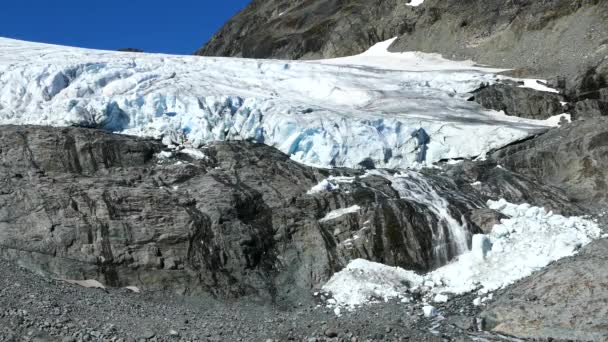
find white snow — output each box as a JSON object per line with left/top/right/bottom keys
{"left": 322, "top": 259, "right": 423, "bottom": 308}
{"left": 423, "top": 305, "right": 438, "bottom": 318}
{"left": 0, "top": 37, "right": 556, "bottom": 169}
{"left": 322, "top": 199, "right": 600, "bottom": 309}
{"left": 319, "top": 205, "right": 361, "bottom": 222}
{"left": 306, "top": 175, "right": 357, "bottom": 194}
{"left": 180, "top": 148, "right": 208, "bottom": 160}
{"left": 516, "top": 79, "right": 560, "bottom": 94}
{"left": 543, "top": 113, "right": 571, "bottom": 127}
{"left": 407, "top": 0, "right": 426, "bottom": 7}
{"left": 433, "top": 294, "right": 449, "bottom": 303}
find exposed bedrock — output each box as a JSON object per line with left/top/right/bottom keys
{"left": 470, "top": 82, "right": 566, "bottom": 120}
{"left": 481, "top": 239, "right": 608, "bottom": 341}
{"left": 491, "top": 117, "right": 608, "bottom": 210}
{"left": 0, "top": 125, "right": 580, "bottom": 302}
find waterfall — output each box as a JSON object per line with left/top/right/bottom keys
{"left": 370, "top": 170, "right": 471, "bottom": 267}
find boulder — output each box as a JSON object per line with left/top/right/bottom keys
{"left": 469, "top": 208, "right": 507, "bottom": 234}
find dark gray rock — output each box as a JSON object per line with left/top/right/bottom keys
{"left": 482, "top": 239, "right": 608, "bottom": 341}
{"left": 0, "top": 125, "right": 583, "bottom": 304}
{"left": 469, "top": 208, "right": 507, "bottom": 234}
{"left": 491, "top": 117, "right": 608, "bottom": 210}
{"left": 571, "top": 67, "right": 608, "bottom": 119}
{"left": 441, "top": 160, "right": 584, "bottom": 216}
{"left": 389, "top": 0, "right": 608, "bottom": 93}
{"left": 572, "top": 98, "right": 608, "bottom": 119}
{"left": 471, "top": 82, "right": 565, "bottom": 120}
{"left": 0, "top": 125, "right": 486, "bottom": 301}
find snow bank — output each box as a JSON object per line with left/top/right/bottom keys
{"left": 322, "top": 199, "right": 600, "bottom": 309}
{"left": 322, "top": 259, "right": 423, "bottom": 308}
{"left": 307, "top": 175, "right": 357, "bottom": 194}
{"left": 319, "top": 205, "right": 361, "bottom": 222}
{"left": 0, "top": 37, "right": 554, "bottom": 169}
{"left": 516, "top": 79, "right": 560, "bottom": 94}
{"left": 407, "top": 0, "right": 425, "bottom": 6}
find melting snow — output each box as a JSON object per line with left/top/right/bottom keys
{"left": 322, "top": 199, "right": 600, "bottom": 310}
{"left": 319, "top": 205, "right": 361, "bottom": 222}
{"left": 180, "top": 148, "right": 208, "bottom": 160}
{"left": 307, "top": 175, "right": 358, "bottom": 195}
{"left": 407, "top": 0, "right": 426, "bottom": 7}
{"left": 517, "top": 79, "right": 560, "bottom": 94}
{"left": 322, "top": 259, "right": 423, "bottom": 307}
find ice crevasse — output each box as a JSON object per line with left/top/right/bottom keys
{"left": 0, "top": 36, "right": 558, "bottom": 169}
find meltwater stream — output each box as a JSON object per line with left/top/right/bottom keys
{"left": 370, "top": 170, "right": 471, "bottom": 267}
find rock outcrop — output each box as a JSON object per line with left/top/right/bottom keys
{"left": 481, "top": 239, "right": 608, "bottom": 341}
{"left": 195, "top": 0, "right": 416, "bottom": 60}
{"left": 470, "top": 82, "right": 566, "bottom": 120}
{"left": 491, "top": 117, "right": 608, "bottom": 210}
{"left": 390, "top": 0, "right": 608, "bottom": 89}
{"left": 0, "top": 125, "right": 581, "bottom": 302}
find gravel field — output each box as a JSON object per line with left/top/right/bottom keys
{"left": 0, "top": 259, "right": 521, "bottom": 342}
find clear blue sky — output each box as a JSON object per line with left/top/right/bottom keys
{"left": 0, "top": 0, "right": 251, "bottom": 55}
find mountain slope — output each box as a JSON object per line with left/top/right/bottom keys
{"left": 198, "top": 0, "right": 608, "bottom": 94}
{"left": 195, "top": 0, "right": 418, "bottom": 60}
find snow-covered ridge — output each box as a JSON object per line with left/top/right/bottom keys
{"left": 0, "top": 37, "right": 553, "bottom": 169}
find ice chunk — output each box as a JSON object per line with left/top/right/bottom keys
{"left": 471, "top": 234, "right": 493, "bottom": 260}
{"left": 423, "top": 305, "right": 438, "bottom": 318}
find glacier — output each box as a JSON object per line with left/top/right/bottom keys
{"left": 0, "top": 37, "right": 557, "bottom": 169}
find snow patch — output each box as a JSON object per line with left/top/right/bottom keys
{"left": 543, "top": 113, "right": 571, "bottom": 127}
{"left": 180, "top": 148, "right": 208, "bottom": 160}
{"left": 319, "top": 205, "right": 361, "bottom": 222}
{"left": 307, "top": 175, "right": 357, "bottom": 195}
{"left": 322, "top": 259, "right": 423, "bottom": 308}
{"left": 516, "top": 79, "right": 560, "bottom": 94}
{"left": 407, "top": 0, "right": 425, "bottom": 7}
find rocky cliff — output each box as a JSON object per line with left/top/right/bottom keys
{"left": 0, "top": 125, "right": 579, "bottom": 303}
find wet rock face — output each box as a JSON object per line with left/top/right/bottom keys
{"left": 441, "top": 160, "right": 584, "bottom": 216}
{"left": 482, "top": 239, "right": 608, "bottom": 341}
{"left": 0, "top": 125, "right": 470, "bottom": 300}
{"left": 0, "top": 126, "right": 584, "bottom": 301}
{"left": 470, "top": 82, "right": 565, "bottom": 120}
{"left": 491, "top": 117, "right": 608, "bottom": 210}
